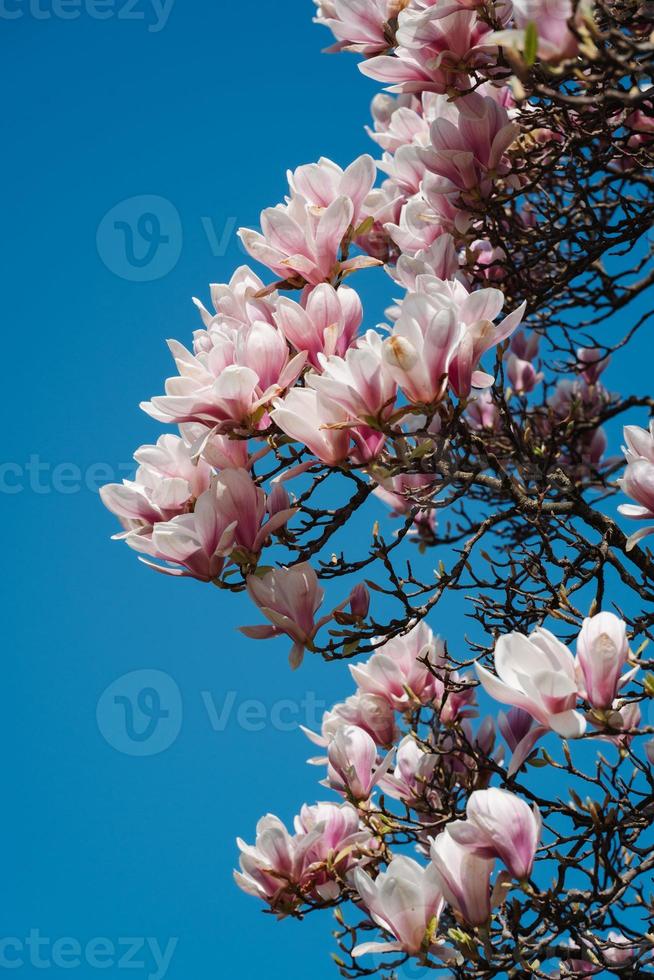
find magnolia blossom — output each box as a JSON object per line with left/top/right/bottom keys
{"left": 141, "top": 317, "right": 306, "bottom": 431}
{"left": 383, "top": 276, "right": 525, "bottom": 403}
{"left": 352, "top": 855, "right": 444, "bottom": 957}
{"left": 235, "top": 802, "right": 371, "bottom": 910}
{"left": 390, "top": 235, "right": 461, "bottom": 293}
{"left": 303, "top": 692, "right": 399, "bottom": 749}
{"left": 121, "top": 469, "right": 293, "bottom": 581}
{"left": 448, "top": 787, "right": 541, "bottom": 880}
{"left": 309, "top": 330, "right": 398, "bottom": 426}
{"left": 326, "top": 725, "right": 393, "bottom": 800}
{"left": 578, "top": 346, "right": 610, "bottom": 385}
{"left": 127, "top": 478, "right": 238, "bottom": 581}
{"left": 491, "top": 0, "right": 591, "bottom": 63}
{"left": 239, "top": 156, "right": 379, "bottom": 287}
{"left": 360, "top": 6, "right": 495, "bottom": 95}
{"left": 380, "top": 735, "right": 438, "bottom": 805}
{"left": 287, "top": 156, "right": 377, "bottom": 228}
{"left": 350, "top": 621, "right": 445, "bottom": 711}
{"left": 313, "top": 0, "right": 403, "bottom": 57}
{"left": 234, "top": 813, "right": 317, "bottom": 914}
{"left": 293, "top": 801, "right": 373, "bottom": 899}
{"left": 575, "top": 612, "right": 632, "bottom": 711}
{"left": 422, "top": 91, "right": 518, "bottom": 201}
{"left": 100, "top": 434, "right": 212, "bottom": 535}
{"left": 466, "top": 389, "right": 500, "bottom": 430}
{"left": 270, "top": 387, "right": 350, "bottom": 466}
{"left": 241, "top": 563, "right": 328, "bottom": 668}
{"left": 622, "top": 420, "right": 654, "bottom": 464}
{"left": 385, "top": 195, "right": 460, "bottom": 258}
{"left": 367, "top": 92, "right": 434, "bottom": 154}
{"left": 507, "top": 353, "right": 542, "bottom": 394}
{"left": 274, "top": 283, "right": 362, "bottom": 370}
{"left": 476, "top": 626, "right": 587, "bottom": 738}
{"left": 430, "top": 830, "right": 493, "bottom": 926}
{"left": 497, "top": 706, "right": 534, "bottom": 751}
{"left": 192, "top": 264, "right": 276, "bottom": 329}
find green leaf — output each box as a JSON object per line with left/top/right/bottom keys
{"left": 524, "top": 21, "right": 538, "bottom": 66}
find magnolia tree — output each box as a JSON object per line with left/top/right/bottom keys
{"left": 102, "top": 1, "right": 654, "bottom": 976}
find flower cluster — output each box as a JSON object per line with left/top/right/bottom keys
{"left": 477, "top": 612, "right": 638, "bottom": 772}
{"left": 235, "top": 610, "right": 642, "bottom": 970}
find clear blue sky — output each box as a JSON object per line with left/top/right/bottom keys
{"left": 3, "top": 1, "right": 652, "bottom": 978}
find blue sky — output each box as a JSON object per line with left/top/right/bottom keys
{"left": 3, "top": 1, "right": 653, "bottom": 977}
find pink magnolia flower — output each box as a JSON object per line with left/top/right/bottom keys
{"left": 434, "top": 670, "right": 477, "bottom": 725}
{"left": 380, "top": 735, "right": 438, "bottom": 805}
{"left": 618, "top": 458, "right": 654, "bottom": 551}
{"left": 274, "top": 283, "right": 362, "bottom": 370}
{"left": 313, "top": 0, "right": 405, "bottom": 56}
{"left": 507, "top": 353, "right": 543, "bottom": 394}
{"left": 123, "top": 469, "right": 292, "bottom": 581}
{"left": 430, "top": 830, "right": 493, "bottom": 926}
{"left": 361, "top": 7, "right": 495, "bottom": 95}
{"left": 497, "top": 706, "right": 534, "bottom": 751}
{"left": 491, "top": 0, "right": 591, "bottom": 63}
{"left": 382, "top": 289, "right": 464, "bottom": 405}
{"left": 126, "top": 477, "right": 241, "bottom": 581}
{"left": 577, "top": 347, "right": 610, "bottom": 386}
{"left": 141, "top": 318, "right": 306, "bottom": 431}
{"left": 100, "top": 434, "right": 212, "bottom": 535}
{"left": 309, "top": 330, "right": 398, "bottom": 427}
{"left": 235, "top": 813, "right": 320, "bottom": 914}
{"left": 386, "top": 194, "right": 461, "bottom": 257}
{"left": 391, "top": 235, "right": 461, "bottom": 293}
{"left": 511, "top": 328, "right": 540, "bottom": 362}
{"left": 384, "top": 277, "right": 525, "bottom": 403}
{"left": 270, "top": 387, "right": 350, "bottom": 466}
{"left": 350, "top": 621, "right": 445, "bottom": 710}
{"left": 192, "top": 264, "right": 276, "bottom": 330}
{"left": 367, "top": 92, "right": 433, "bottom": 154}
{"left": 604, "top": 932, "right": 636, "bottom": 966}
{"left": 466, "top": 389, "right": 500, "bottom": 430}
{"left": 288, "top": 156, "right": 377, "bottom": 228}
{"left": 326, "top": 725, "right": 393, "bottom": 800}
{"left": 448, "top": 787, "right": 542, "bottom": 880}
{"left": 353, "top": 182, "right": 404, "bottom": 263}
{"left": 352, "top": 855, "right": 445, "bottom": 957}
{"left": 422, "top": 91, "right": 518, "bottom": 201}
{"left": 294, "top": 801, "right": 373, "bottom": 900}
{"left": 241, "top": 562, "right": 329, "bottom": 668}
{"left": 622, "top": 420, "right": 654, "bottom": 464}
{"left": 575, "top": 612, "right": 632, "bottom": 711}
{"left": 179, "top": 423, "right": 250, "bottom": 470}
{"left": 239, "top": 156, "right": 379, "bottom": 287}
{"left": 475, "top": 627, "right": 587, "bottom": 737}
{"left": 303, "top": 692, "right": 399, "bottom": 749}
